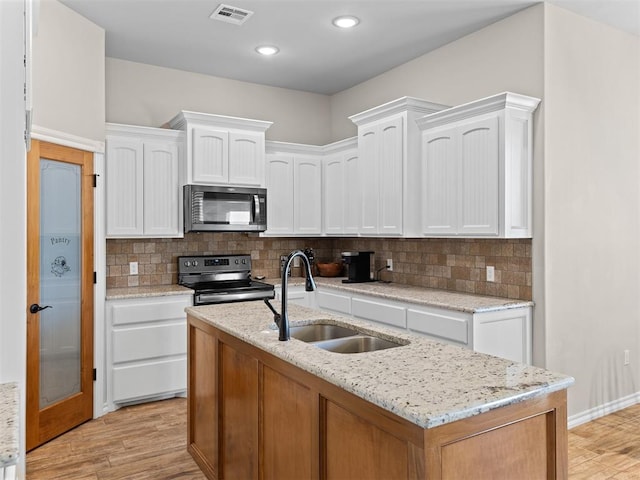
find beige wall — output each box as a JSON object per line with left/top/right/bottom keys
{"left": 106, "top": 58, "right": 332, "bottom": 145}
{"left": 328, "top": 5, "right": 545, "bottom": 141}
{"left": 543, "top": 4, "right": 640, "bottom": 416}
{"left": 32, "top": 0, "right": 105, "bottom": 141}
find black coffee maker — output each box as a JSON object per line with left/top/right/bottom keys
{"left": 341, "top": 251, "right": 374, "bottom": 283}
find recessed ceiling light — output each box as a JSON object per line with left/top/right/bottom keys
{"left": 255, "top": 45, "right": 279, "bottom": 56}
{"left": 332, "top": 15, "right": 360, "bottom": 29}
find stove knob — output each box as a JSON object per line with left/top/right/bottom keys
{"left": 193, "top": 260, "right": 198, "bottom": 267}
{"left": 235, "top": 259, "right": 239, "bottom": 264}
{"left": 242, "top": 259, "right": 246, "bottom": 264}
{"left": 184, "top": 261, "right": 191, "bottom": 267}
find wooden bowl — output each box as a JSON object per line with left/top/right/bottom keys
{"left": 315, "top": 262, "right": 343, "bottom": 277}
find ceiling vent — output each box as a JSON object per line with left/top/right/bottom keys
{"left": 210, "top": 4, "right": 254, "bottom": 25}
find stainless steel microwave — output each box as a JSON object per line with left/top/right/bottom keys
{"left": 184, "top": 185, "right": 267, "bottom": 233}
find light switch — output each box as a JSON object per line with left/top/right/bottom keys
{"left": 129, "top": 261, "right": 138, "bottom": 275}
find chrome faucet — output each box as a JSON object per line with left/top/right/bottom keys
{"left": 264, "top": 249, "right": 316, "bottom": 341}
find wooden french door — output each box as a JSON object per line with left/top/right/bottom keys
{"left": 26, "top": 140, "right": 94, "bottom": 451}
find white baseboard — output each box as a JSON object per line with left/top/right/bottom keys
{"left": 568, "top": 391, "right": 640, "bottom": 429}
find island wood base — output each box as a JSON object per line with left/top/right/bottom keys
{"left": 188, "top": 314, "right": 568, "bottom": 480}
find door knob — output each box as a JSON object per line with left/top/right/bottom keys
{"left": 29, "top": 304, "right": 52, "bottom": 314}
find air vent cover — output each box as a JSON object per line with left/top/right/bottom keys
{"left": 210, "top": 4, "right": 254, "bottom": 25}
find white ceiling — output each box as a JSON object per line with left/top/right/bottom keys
{"left": 60, "top": 0, "right": 640, "bottom": 95}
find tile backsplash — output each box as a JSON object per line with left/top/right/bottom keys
{"left": 106, "top": 234, "right": 531, "bottom": 301}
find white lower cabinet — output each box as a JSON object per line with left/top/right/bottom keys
{"left": 407, "top": 306, "right": 469, "bottom": 347}
{"left": 351, "top": 295, "right": 407, "bottom": 330}
{"left": 106, "top": 294, "right": 192, "bottom": 407}
{"left": 473, "top": 308, "right": 532, "bottom": 364}
{"left": 314, "top": 286, "right": 531, "bottom": 364}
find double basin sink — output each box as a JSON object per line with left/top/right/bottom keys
{"left": 289, "top": 323, "right": 406, "bottom": 354}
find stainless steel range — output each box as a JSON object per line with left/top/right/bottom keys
{"left": 178, "top": 254, "right": 275, "bottom": 305}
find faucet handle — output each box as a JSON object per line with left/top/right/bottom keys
{"left": 263, "top": 298, "right": 281, "bottom": 326}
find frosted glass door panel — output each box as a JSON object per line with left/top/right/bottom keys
{"left": 39, "top": 159, "right": 82, "bottom": 408}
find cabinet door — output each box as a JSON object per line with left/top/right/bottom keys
{"left": 473, "top": 308, "right": 531, "bottom": 364}
{"left": 422, "top": 128, "right": 458, "bottom": 235}
{"left": 358, "top": 127, "right": 379, "bottom": 233}
{"left": 265, "top": 154, "right": 294, "bottom": 234}
{"left": 262, "top": 366, "right": 313, "bottom": 479}
{"left": 378, "top": 117, "right": 404, "bottom": 235}
{"left": 229, "top": 132, "right": 264, "bottom": 186}
{"left": 294, "top": 156, "right": 322, "bottom": 234}
{"left": 220, "top": 343, "right": 259, "bottom": 480}
{"left": 192, "top": 127, "right": 228, "bottom": 184}
{"left": 343, "top": 151, "right": 360, "bottom": 235}
{"left": 458, "top": 116, "right": 499, "bottom": 235}
{"left": 143, "top": 141, "right": 180, "bottom": 236}
{"left": 106, "top": 138, "right": 144, "bottom": 236}
{"left": 323, "top": 154, "right": 344, "bottom": 235}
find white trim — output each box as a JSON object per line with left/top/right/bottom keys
{"left": 349, "top": 96, "right": 449, "bottom": 126}
{"left": 167, "top": 110, "right": 273, "bottom": 132}
{"left": 31, "top": 125, "right": 105, "bottom": 153}
{"left": 416, "top": 92, "right": 541, "bottom": 130}
{"left": 568, "top": 391, "right": 640, "bottom": 429}
{"left": 93, "top": 152, "right": 108, "bottom": 418}
{"left": 106, "top": 123, "right": 183, "bottom": 141}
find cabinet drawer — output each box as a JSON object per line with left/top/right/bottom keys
{"left": 111, "top": 296, "right": 191, "bottom": 325}
{"left": 113, "top": 321, "right": 186, "bottom": 363}
{"left": 316, "top": 290, "right": 351, "bottom": 315}
{"left": 352, "top": 297, "right": 406, "bottom": 328}
{"left": 113, "top": 357, "right": 186, "bottom": 402}
{"left": 407, "top": 307, "right": 469, "bottom": 345}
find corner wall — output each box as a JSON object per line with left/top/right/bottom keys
{"left": 543, "top": 4, "right": 640, "bottom": 418}
{"left": 106, "top": 58, "right": 332, "bottom": 145}
{"left": 0, "top": 0, "right": 27, "bottom": 475}
{"left": 32, "top": 0, "right": 105, "bottom": 140}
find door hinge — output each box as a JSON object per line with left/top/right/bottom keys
{"left": 93, "top": 272, "right": 97, "bottom": 284}
{"left": 93, "top": 174, "right": 99, "bottom": 187}
{"left": 92, "top": 368, "right": 97, "bottom": 381}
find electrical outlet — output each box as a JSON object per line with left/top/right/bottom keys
{"left": 129, "top": 261, "right": 138, "bottom": 275}
{"left": 386, "top": 258, "right": 393, "bottom": 271}
{"left": 624, "top": 350, "right": 630, "bottom": 366}
{"left": 486, "top": 266, "right": 495, "bottom": 282}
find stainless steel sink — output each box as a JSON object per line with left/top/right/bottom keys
{"left": 314, "top": 335, "right": 405, "bottom": 354}
{"left": 290, "top": 323, "right": 359, "bottom": 342}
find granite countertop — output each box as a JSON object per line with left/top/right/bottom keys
{"left": 106, "top": 284, "right": 193, "bottom": 300}
{"left": 0, "top": 383, "right": 19, "bottom": 467}
{"left": 187, "top": 302, "right": 573, "bottom": 429}
{"left": 267, "top": 276, "right": 533, "bottom": 313}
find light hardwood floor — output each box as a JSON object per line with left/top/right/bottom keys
{"left": 26, "top": 398, "right": 640, "bottom": 479}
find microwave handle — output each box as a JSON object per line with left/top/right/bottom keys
{"left": 253, "top": 194, "right": 260, "bottom": 220}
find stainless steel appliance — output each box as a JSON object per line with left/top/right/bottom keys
{"left": 184, "top": 184, "right": 267, "bottom": 233}
{"left": 178, "top": 254, "right": 274, "bottom": 305}
{"left": 341, "top": 251, "right": 374, "bottom": 283}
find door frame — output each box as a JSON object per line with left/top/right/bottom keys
{"left": 26, "top": 139, "right": 95, "bottom": 450}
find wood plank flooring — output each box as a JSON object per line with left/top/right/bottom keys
{"left": 568, "top": 403, "right": 640, "bottom": 479}
{"left": 26, "top": 398, "right": 640, "bottom": 479}
{"left": 26, "top": 398, "right": 205, "bottom": 479}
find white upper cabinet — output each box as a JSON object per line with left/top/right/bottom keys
{"left": 349, "top": 97, "right": 449, "bottom": 237}
{"left": 106, "top": 124, "right": 183, "bottom": 238}
{"left": 417, "top": 92, "right": 540, "bottom": 238}
{"left": 264, "top": 142, "right": 323, "bottom": 236}
{"left": 168, "top": 111, "right": 272, "bottom": 187}
{"left": 322, "top": 138, "right": 358, "bottom": 236}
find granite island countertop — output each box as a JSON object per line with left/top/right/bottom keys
{"left": 187, "top": 302, "right": 573, "bottom": 429}
{"left": 267, "top": 276, "right": 533, "bottom": 313}
{"left": 0, "top": 383, "right": 19, "bottom": 467}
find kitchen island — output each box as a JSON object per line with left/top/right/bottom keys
{"left": 187, "top": 301, "right": 573, "bottom": 479}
